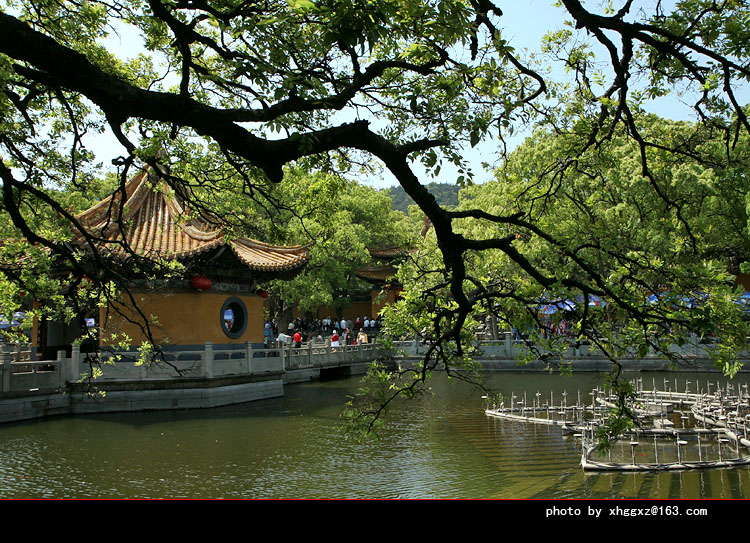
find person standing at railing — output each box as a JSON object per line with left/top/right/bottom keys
{"left": 331, "top": 330, "right": 340, "bottom": 348}
{"left": 357, "top": 329, "right": 368, "bottom": 344}
{"left": 264, "top": 321, "right": 275, "bottom": 348}
{"left": 293, "top": 330, "right": 302, "bottom": 349}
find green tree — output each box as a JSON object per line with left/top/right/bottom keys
{"left": 456, "top": 116, "right": 750, "bottom": 373}
{"left": 261, "top": 169, "right": 413, "bottom": 319}
{"left": 387, "top": 182, "right": 459, "bottom": 214}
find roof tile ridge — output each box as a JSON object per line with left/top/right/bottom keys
{"left": 76, "top": 168, "right": 149, "bottom": 227}
{"left": 142, "top": 171, "right": 224, "bottom": 244}
{"left": 230, "top": 237, "right": 311, "bottom": 253}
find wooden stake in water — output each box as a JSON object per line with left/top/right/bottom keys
{"left": 718, "top": 437, "right": 729, "bottom": 462}
{"left": 523, "top": 390, "right": 526, "bottom": 409}
{"left": 676, "top": 439, "right": 687, "bottom": 464}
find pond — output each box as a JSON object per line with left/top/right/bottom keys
{"left": 0, "top": 371, "right": 748, "bottom": 498}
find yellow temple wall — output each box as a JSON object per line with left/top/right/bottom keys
{"left": 371, "top": 288, "right": 400, "bottom": 318}
{"left": 100, "top": 290, "right": 265, "bottom": 347}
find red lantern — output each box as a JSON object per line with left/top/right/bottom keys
{"left": 255, "top": 288, "right": 269, "bottom": 299}
{"left": 191, "top": 275, "right": 212, "bottom": 291}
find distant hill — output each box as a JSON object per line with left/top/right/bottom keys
{"left": 386, "top": 183, "right": 460, "bottom": 214}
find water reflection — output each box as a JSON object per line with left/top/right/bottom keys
{"left": 0, "top": 371, "right": 747, "bottom": 498}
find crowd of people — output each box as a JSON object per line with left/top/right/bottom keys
{"left": 264, "top": 315, "right": 382, "bottom": 348}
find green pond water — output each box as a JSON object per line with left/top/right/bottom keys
{"left": 0, "top": 371, "right": 748, "bottom": 498}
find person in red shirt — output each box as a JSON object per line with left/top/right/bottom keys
{"left": 293, "top": 330, "right": 302, "bottom": 348}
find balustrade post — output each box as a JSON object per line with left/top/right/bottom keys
{"left": 280, "top": 341, "right": 286, "bottom": 372}
{"left": 66, "top": 344, "right": 81, "bottom": 387}
{"left": 1, "top": 352, "right": 10, "bottom": 392}
{"left": 203, "top": 342, "right": 214, "bottom": 379}
{"left": 246, "top": 342, "right": 253, "bottom": 374}
{"left": 307, "top": 341, "right": 313, "bottom": 366}
{"left": 139, "top": 350, "right": 148, "bottom": 379}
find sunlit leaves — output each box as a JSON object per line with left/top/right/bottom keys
{"left": 259, "top": 169, "right": 412, "bottom": 313}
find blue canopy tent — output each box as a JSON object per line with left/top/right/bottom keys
{"left": 575, "top": 294, "right": 607, "bottom": 308}
{"left": 537, "top": 299, "right": 576, "bottom": 314}
{"left": 0, "top": 317, "right": 19, "bottom": 330}
{"left": 646, "top": 291, "right": 706, "bottom": 309}
{"left": 0, "top": 312, "right": 25, "bottom": 330}
{"left": 735, "top": 292, "right": 750, "bottom": 314}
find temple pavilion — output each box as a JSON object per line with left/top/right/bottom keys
{"left": 354, "top": 246, "right": 406, "bottom": 318}
{"left": 32, "top": 166, "right": 309, "bottom": 358}
{"left": 351, "top": 218, "right": 433, "bottom": 318}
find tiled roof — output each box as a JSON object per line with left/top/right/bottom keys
{"left": 355, "top": 264, "right": 398, "bottom": 283}
{"left": 369, "top": 246, "right": 409, "bottom": 260}
{"left": 75, "top": 167, "right": 309, "bottom": 272}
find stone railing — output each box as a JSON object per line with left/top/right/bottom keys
{"left": 391, "top": 333, "right": 750, "bottom": 361}
{"left": 0, "top": 340, "right": 382, "bottom": 394}
{"left": 95, "top": 342, "right": 282, "bottom": 381}
{"left": 0, "top": 350, "right": 66, "bottom": 393}
{"left": 283, "top": 341, "right": 378, "bottom": 370}
{"left": 0, "top": 342, "right": 32, "bottom": 363}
